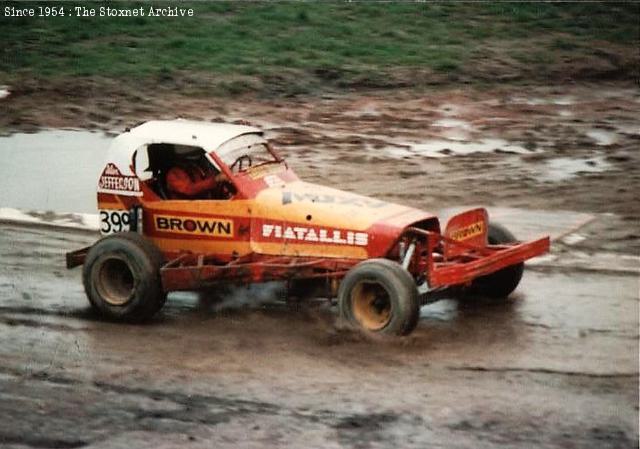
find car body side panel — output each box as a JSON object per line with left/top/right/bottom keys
{"left": 141, "top": 200, "right": 254, "bottom": 260}
{"left": 249, "top": 181, "right": 436, "bottom": 259}
{"left": 99, "top": 179, "right": 437, "bottom": 261}
{"left": 95, "top": 122, "right": 439, "bottom": 262}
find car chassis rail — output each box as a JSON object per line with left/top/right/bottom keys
{"left": 160, "top": 254, "right": 357, "bottom": 292}
{"left": 158, "top": 229, "right": 550, "bottom": 293}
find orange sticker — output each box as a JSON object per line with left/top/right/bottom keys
{"left": 450, "top": 221, "right": 484, "bottom": 241}
{"left": 155, "top": 215, "right": 233, "bottom": 237}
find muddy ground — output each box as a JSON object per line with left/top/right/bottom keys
{"left": 0, "top": 223, "right": 637, "bottom": 449}
{"left": 0, "top": 82, "right": 639, "bottom": 448}
{"left": 2, "top": 82, "right": 639, "bottom": 253}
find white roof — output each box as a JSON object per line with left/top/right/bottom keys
{"left": 105, "top": 120, "right": 263, "bottom": 175}
{"left": 127, "top": 120, "right": 261, "bottom": 149}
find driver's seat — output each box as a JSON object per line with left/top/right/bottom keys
{"left": 146, "top": 143, "right": 175, "bottom": 200}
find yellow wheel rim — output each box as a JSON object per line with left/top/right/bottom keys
{"left": 95, "top": 256, "right": 135, "bottom": 306}
{"left": 351, "top": 281, "right": 392, "bottom": 331}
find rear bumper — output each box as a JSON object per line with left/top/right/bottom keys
{"left": 428, "top": 236, "right": 550, "bottom": 288}
{"left": 66, "top": 246, "right": 89, "bottom": 269}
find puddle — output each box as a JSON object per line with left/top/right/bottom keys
{"left": 343, "top": 103, "right": 381, "bottom": 117}
{"left": 536, "top": 156, "right": 612, "bottom": 182}
{"left": 383, "top": 146, "right": 415, "bottom": 158}
{"left": 432, "top": 119, "right": 473, "bottom": 140}
{"left": 0, "top": 207, "right": 99, "bottom": 231}
{"left": 383, "top": 138, "right": 532, "bottom": 159}
{"left": 561, "top": 233, "right": 587, "bottom": 246}
{"left": 0, "top": 130, "right": 112, "bottom": 213}
{"left": 552, "top": 96, "right": 575, "bottom": 106}
{"left": 586, "top": 129, "right": 618, "bottom": 146}
{"left": 432, "top": 118, "right": 472, "bottom": 129}
{"left": 510, "top": 96, "right": 575, "bottom": 106}
{"left": 420, "top": 298, "right": 458, "bottom": 321}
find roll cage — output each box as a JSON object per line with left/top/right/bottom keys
{"left": 129, "top": 130, "right": 287, "bottom": 201}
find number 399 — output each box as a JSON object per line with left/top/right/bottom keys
{"left": 100, "top": 210, "right": 131, "bottom": 234}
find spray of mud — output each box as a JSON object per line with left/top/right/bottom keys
{"left": 181, "top": 280, "right": 375, "bottom": 347}
{"left": 201, "top": 281, "right": 288, "bottom": 312}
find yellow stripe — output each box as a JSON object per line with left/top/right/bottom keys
{"left": 149, "top": 237, "right": 252, "bottom": 255}
{"left": 253, "top": 242, "right": 368, "bottom": 259}
{"left": 148, "top": 237, "right": 367, "bottom": 260}
{"left": 143, "top": 199, "right": 253, "bottom": 215}
{"left": 98, "top": 201, "right": 126, "bottom": 210}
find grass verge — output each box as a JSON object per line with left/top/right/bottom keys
{"left": 1, "top": 2, "right": 638, "bottom": 96}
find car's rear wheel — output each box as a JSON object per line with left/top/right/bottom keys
{"left": 83, "top": 232, "right": 166, "bottom": 322}
{"left": 468, "top": 222, "right": 524, "bottom": 298}
{"left": 338, "top": 259, "right": 419, "bottom": 336}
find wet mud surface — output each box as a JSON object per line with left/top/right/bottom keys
{"left": 0, "top": 223, "right": 637, "bottom": 448}
{"left": 2, "top": 84, "right": 639, "bottom": 253}
{"left": 0, "top": 83, "right": 639, "bottom": 447}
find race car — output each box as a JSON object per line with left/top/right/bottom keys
{"left": 66, "top": 120, "right": 549, "bottom": 336}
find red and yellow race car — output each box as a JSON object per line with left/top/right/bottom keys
{"left": 67, "top": 120, "right": 549, "bottom": 336}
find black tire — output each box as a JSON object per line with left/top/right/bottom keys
{"left": 469, "top": 222, "right": 524, "bottom": 298}
{"left": 82, "top": 232, "right": 166, "bottom": 322}
{"left": 338, "top": 258, "right": 419, "bottom": 336}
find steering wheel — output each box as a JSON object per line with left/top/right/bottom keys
{"left": 230, "top": 154, "right": 253, "bottom": 172}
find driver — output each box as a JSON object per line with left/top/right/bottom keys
{"left": 165, "top": 146, "right": 228, "bottom": 199}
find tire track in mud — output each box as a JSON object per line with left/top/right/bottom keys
{"left": 1, "top": 364, "right": 636, "bottom": 449}
{"left": 0, "top": 434, "right": 87, "bottom": 449}
{"left": 0, "top": 305, "right": 94, "bottom": 320}
{"left": 0, "top": 366, "right": 423, "bottom": 449}
{"left": 0, "top": 315, "right": 86, "bottom": 332}
{"left": 446, "top": 366, "right": 638, "bottom": 378}
{"left": 1, "top": 220, "right": 638, "bottom": 448}
{"left": 0, "top": 365, "right": 399, "bottom": 423}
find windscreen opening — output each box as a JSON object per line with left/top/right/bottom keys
{"left": 216, "top": 134, "right": 279, "bottom": 173}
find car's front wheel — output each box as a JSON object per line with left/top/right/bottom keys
{"left": 338, "top": 259, "right": 419, "bottom": 336}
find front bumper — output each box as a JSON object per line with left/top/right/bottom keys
{"left": 428, "top": 237, "right": 550, "bottom": 288}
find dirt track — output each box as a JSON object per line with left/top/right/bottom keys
{"left": 0, "top": 83, "right": 639, "bottom": 448}
{"left": 0, "top": 221, "right": 638, "bottom": 449}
